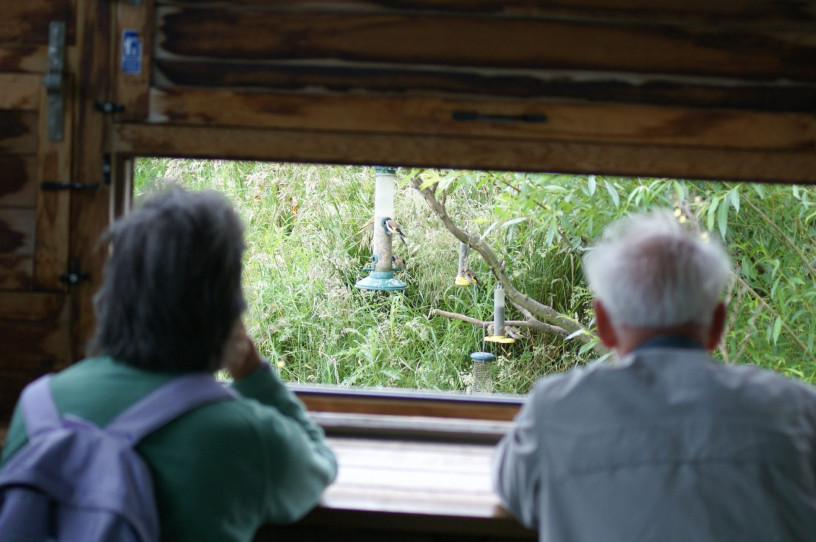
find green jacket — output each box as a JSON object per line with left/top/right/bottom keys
{"left": 1, "top": 356, "right": 337, "bottom": 541}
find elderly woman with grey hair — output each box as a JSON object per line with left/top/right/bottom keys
{"left": 493, "top": 209, "right": 816, "bottom": 542}
{"left": 1, "top": 187, "right": 337, "bottom": 541}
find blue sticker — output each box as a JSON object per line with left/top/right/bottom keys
{"left": 121, "top": 29, "right": 142, "bottom": 75}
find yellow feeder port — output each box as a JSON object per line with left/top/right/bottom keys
{"left": 484, "top": 335, "right": 515, "bottom": 344}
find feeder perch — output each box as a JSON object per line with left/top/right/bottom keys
{"left": 484, "top": 282, "right": 515, "bottom": 343}
{"left": 355, "top": 166, "right": 407, "bottom": 292}
{"left": 470, "top": 351, "right": 496, "bottom": 393}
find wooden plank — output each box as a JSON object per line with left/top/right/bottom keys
{"left": 149, "top": 88, "right": 816, "bottom": 152}
{"left": 0, "top": 111, "right": 37, "bottom": 154}
{"left": 114, "top": 0, "right": 152, "bottom": 120}
{"left": 155, "top": 8, "right": 816, "bottom": 82}
{"left": 0, "top": 73, "right": 41, "bottom": 110}
{"left": 34, "top": 79, "right": 72, "bottom": 290}
{"left": 0, "top": 371, "right": 41, "bottom": 422}
{"left": 155, "top": 0, "right": 816, "bottom": 27}
{"left": 0, "top": 155, "right": 36, "bottom": 207}
{"left": 0, "top": 291, "right": 68, "bottom": 322}
{"left": 0, "top": 0, "right": 74, "bottom": 44}
{"left": 0, "top": 209, "right": 36, "bottom": 279}
{"left": 69, "top": 0, "right": 114, "bottom": 362}
{"left": 113, "top": 123, "right": 816, "bottom": 183}
{"left": 153, "top": 59, "right": 816, "bottom": 113}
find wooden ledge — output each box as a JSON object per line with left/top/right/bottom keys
{"left": 256, "top": 436, "right": 535, "bottom": 541}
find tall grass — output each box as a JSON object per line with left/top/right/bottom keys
{"left": 135, "top": 159, "right": 575, "bottom": 394}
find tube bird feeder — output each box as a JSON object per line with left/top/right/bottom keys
{"left": 355, "top": 166, "right": 407, "bottom": 291}
{"left": 470, "top": 351, "right": 495, "bottom": 393}
{"left": 455, "top": 241, "right": 472, "bottom": 286}
{"left": 484, "top": 283, "right": 514, "bottom": 344}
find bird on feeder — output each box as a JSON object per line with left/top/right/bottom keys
{"left": 505, "top": 326, "right": 527, "bottom": 340}
{"left": 392, "top": 255, "right": 406, "bottom": 271}
{"left": 383, "top": 218, "right": 407, "bottom": 245}
{"left": 463, "top": 268, "right": 480, "bottom": 286}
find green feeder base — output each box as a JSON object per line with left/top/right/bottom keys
{"left": 355, "top": 271, "right": 407, "bottom": 291}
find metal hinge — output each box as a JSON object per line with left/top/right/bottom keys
{"left": 44, "top": 21, "right": 66, "bottom": 141}
{"left": 41, "top": 182, "right": 101, "bottom": 191}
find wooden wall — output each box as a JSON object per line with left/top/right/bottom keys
{"left": 0, "top": 0, "right": 75, "bottom": 420}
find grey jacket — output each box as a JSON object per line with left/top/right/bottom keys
{"left": 493, "top": 346, "right": 816, "bottom": 541}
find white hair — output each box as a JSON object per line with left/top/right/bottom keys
{"left": 583, "top": 209, "right": 732, "bottom": 328}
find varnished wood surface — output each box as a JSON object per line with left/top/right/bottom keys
{"left": 0, "top": 111, "right": 37, "bottom": 154}
{"left": 253, "top": 436, "right": 535, "bottom": 540}
{"left": 0, "top": 208, "right": 35, "bottom": 289}
{"left": 0, "top": 155, "right": 36, "bottom": 207}
{"left": 114, "top": 123, "right": 816, "bottom": 183}
{"left": 0, "top": 74, "right": 41, "bottom": 110}
{"left": 150, "top": 88, "right": 816, "bottom": 152}
{"left": 0, "top": 0, "right": 75, "bottom": 45}
{"left": 155, "top": 0, "right": 814, "bottom": 26}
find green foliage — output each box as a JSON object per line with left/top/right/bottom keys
{"left": 135, "top": 159, "right": 816, "bottom": 393}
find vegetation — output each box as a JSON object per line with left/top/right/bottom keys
{"left": 134, "top": 159, "right": 816, "bottom": 393}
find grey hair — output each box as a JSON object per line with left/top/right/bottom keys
{"left": 88, "top": 186, "right": 246, "bottom": 372}
{"left": 583, "top": 209, "right": 731, "bottom": 328}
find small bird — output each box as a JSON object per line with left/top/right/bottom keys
{"left": 463, "top": 268, "right": 480, "bottom": 286}
{"left": 383, "top": 218, "right": 407, "bottom": 245}
{"left": 505, "top": 326, "right": 527, "bottom": 340}
{"left": 392, "top": 255, "right": 406, "bottom": 271}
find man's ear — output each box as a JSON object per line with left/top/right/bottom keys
{"left": 594, "top": 300, "right": 617, "bottom": 349}
{"left": 705, "top": 302, "right": 726, "bottom": 351}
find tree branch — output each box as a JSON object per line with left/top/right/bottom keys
{"left": 411, "top": 177, "right": 606, "bottom": 356}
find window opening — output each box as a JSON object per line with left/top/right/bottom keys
{"left": 133, "top": 159, "right": 816, "bottom": 398}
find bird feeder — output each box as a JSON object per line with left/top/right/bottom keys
{"left": 355, "top": 166, "right": 407, "bottom": 292}
{"left": 455, "top": 241, "right": 472, "bottom": 286}
{"left": 470, "top": 351, "right": 495, "bottom": 393}
{"left": 484, "top": 283, "right": 515, "bottom": 344}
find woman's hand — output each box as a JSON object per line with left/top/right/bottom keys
{"left": 221, "top": 320, "right": 263, "bottom": 380}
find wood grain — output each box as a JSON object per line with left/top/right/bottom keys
{"left": 0, "top": 74, "right": 41, "bottom": 110}
{"left": 149, "top": 88, "right": 816, "bottom": 152}
{"left": 155, "top": 8, "right": 816, "bottom": 82}
{"left": 0, "top": 111, "right": 37, "bottom": 154}
{"left": 0, "top": 0, "right": 75, "bottom": 44}
{"left": 0, "top": 44, "right": 48, "bottom": 73}
{"left": 0, "top": 155, "right": 36, "bottom": 207}
{"left": 0, "top": 291, "right": 68, "bottom": 322}
{"left": 154, "top": 0, "right": 816, "bottom": 27}
{"left": 114, "top": 123, "right": 816, "bottom": 183}
{"left": 34, "top": 81, "right": 72, "bottom": 290}
{"left": 153, "top": 59, "right": 816, "bottom": 112}
{"left": 69, "top": 0, "right": 114, "bottom": 359}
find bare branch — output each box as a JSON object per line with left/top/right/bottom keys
{"left": 411, "top": 177, "right": 607, "bottom": 356}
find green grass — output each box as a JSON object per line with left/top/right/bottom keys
{"left": 134, "top": 159, "right": 816, "bottom": 391}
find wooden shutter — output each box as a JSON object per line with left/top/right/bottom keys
{"left": 0, "top": 1, "right": 74, "bottom": 421}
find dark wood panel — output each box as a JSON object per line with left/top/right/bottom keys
{"left": 149, "top": 88, "right": 816, "bottom": 151}
{"left": 0, "top": 0, "right": 74, "bottom": 44}
{"left": 0, "top": 155, "right": 36, "bottom": 207}
{"left": 0, "top": 292, "right": 68, "bottom": 322}
{"left": 0, "top": 208, "right": 35, "bottom": 289}
{"left": 153, "top": 60, "right": 816, "bottom": 112}
{"left": 0, "top": 74, "right": 40, "bottom": 110}
{"left": 114, "top": 123, "right": 816, "bottom": 183}
{"left": 156, "top": 0, "right": 816, "bottom": 27}
{"left": 0, "top": 44, "right": 48, "bottom": 73}
{"left": 0, "top": 111, "right": 37, "bottom": 154}
{"left": 155, "top": 8, "right": 816, "bottom": 82}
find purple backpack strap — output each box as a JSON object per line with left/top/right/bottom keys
{"left": 20, "top": 375, "right": 61, "bottom": 438}
{"left": 105, "top": 373, "right": 237, "bottom": 445}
